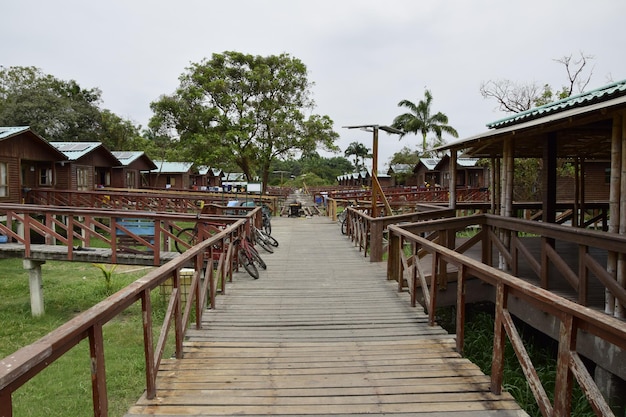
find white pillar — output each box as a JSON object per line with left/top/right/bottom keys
{"left": 23, "top": 259, "right": 46, "bottom": 316}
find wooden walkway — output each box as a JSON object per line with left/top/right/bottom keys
{"left": 125, "top": 216, "right": 527, "bottom": 416}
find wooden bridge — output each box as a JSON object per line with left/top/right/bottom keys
{"left": 125, "top": 215, "right": 526, "bottom": 416}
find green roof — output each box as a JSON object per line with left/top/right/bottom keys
{"left": 487, "top": 79, "right": 626, "bottom": 129}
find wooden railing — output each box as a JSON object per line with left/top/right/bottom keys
{"left": 0, "top": 207, "right": 259, "bottom": 416}
{"left": 0, "top": 203, "right": 261, "bottom": 266}
{"left": 25, "top": 188, "right": 282, "bottom": 215}
{"left": 387, "top": 215, "right": 626, "bottom": 416}
{"left": 342, "top": 204, "right": 456, "bottom": 262}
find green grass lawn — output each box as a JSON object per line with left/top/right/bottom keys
{"left": 0, "top": 258, "right": 171, "bottom": 417}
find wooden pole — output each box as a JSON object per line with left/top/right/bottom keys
{"left": 371, "top": 127, "right": 379, "bottom": 218}
{"left": 618, "top": 114, "right": 626, "bottom": 318}
{"left": 449, "top": 149, "right": 457, "bottom": 210}
{"left": 607, "top": 114, "right": 621, "bottom": 315}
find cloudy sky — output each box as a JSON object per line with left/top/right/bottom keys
{"left": 3, "top": 0, "right": 625, "bottom": 170}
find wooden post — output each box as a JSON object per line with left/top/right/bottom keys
{"left": 369, "top": 219, "right": 384, "bottom": 262}
{"left": 542, "top": 133, "right": 557, "bottom": 224}
{"left": 607, "top": 114, "right": 622, "bottom": 314}
{"left": 141, "top": 289, "right": 157, "bottom": 399}
{"left": 371, "top": 126, "right": 379, "bottom": 218}
{"left": 618, "top": 113, "right": 626, "bottom": 318}
{"left": 89, "top": 323, "right": 108, "bottom": 417}
{"left": 449, "top": 149, "right": 457, "bottom": 210}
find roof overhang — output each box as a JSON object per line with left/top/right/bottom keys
{"left": 437, "top": 94, "right": 626, "bottom": 159}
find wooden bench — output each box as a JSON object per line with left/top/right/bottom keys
{"left": 115, "top": 218, "right": 155, "bottom": 253}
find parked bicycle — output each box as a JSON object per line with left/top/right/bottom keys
{"left": 174, "top": 221, "right": 224, "bottom": 253}
{"left": 234, "top": 236, "right": 266, "bottom": 279}
{"left": 262, "top": 205, "right": 272, "bottom": 235}
{"left": 254, "top": 226, "right": 278, "bottom": 253}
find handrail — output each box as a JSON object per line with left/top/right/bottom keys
{"left": 0, "top": 206, "right": 260, "bottom": 416}
{"left": 343, "top": 205, "right": 456, "bottom": 262}
{"left": 0, "top": 203, "right": 256, "bottom": 266}
{"left": 387, "top": 217, "right": 626, "bottom": 416}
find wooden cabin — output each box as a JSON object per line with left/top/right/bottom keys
{"left": 111, "top": 151, "right": 157, "bottom": 189}
{"left": 387, "top": 164, "right": 415, "bottom": 186}
{"left": 51, "top": 142, "right": 122, "bottom": 190}
{"left": 337, "top": 170, "right": 371, "bottom": 187}
{"left": 192, "top": 166, "right": 224, "bottom": 191}
{"left": 0, "top": 126, "right": 68, "bottom": 203}
{"left": 146, "top": 161, "right": 195, "bottom": 190}
{"left": 206, "top": 167, "right": 224, "bottom": 190}
{"left": 435, "top": 155, "right": 489, "bottom": 189}
{"left": 412, "top": 158, "right": 441, "bottom": 188}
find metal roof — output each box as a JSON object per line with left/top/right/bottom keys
{"left": 0, "top": 126, "right": 29, "bottom": 139}
{"left": 50, "top": 142, "right": 103, "bottom": 160}
{"left": 420, "top": 158, "right": 440, "bottom": 171}
{"left": 152, "top": 161, "right": 194, "bottom": 173}
{"left": 487, "top": 79, "right": 626, "bottom": 129}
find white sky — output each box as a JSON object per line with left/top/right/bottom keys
{"left": 2, "top": 0, "right": 625, "bottom": 171}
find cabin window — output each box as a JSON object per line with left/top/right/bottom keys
{"left": 77, "top": 167, "right": 90, "bottom": 191}
{"left": 605, "top": 168, "right": 611, "bottom": 184}
{"left": 39, "top": 167, "right": 53, "bottom": 186}
{"left": 0, "top": 162, "right": 7, "bottom": 196}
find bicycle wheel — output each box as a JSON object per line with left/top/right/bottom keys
{"left": 175, "top": 227, "right": 198, "bottom": 253}
{"left": 341, "top": 218, "right": 347, "bottom": 235}
{"left": 255, "top": 234, "right": 274, "bottom": 253}
{"left": 250, "top": 249, "right": 267, "bottom": 270}
{"left": 265, "top": 234, "right": 279, "bottom": 247}
{"left": 238, "top": 250, "right": 259, "bottom": 279}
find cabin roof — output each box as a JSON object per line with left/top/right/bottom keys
{"left": 151, "top": 161, "right": 194, "bottom": 173}
{"left": 50, "top": 142, "right": 122, "bottom": 165}
{"left": 111, "top": 151, "right": 158, "bottom": 170}
{"left": 0, "top": 126, "right": 69, "bottom": 160}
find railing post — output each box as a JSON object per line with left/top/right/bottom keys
{"left": 387, "top": 230, "right": 401, "bottom": 283}
{"left": 491, "top": 282, "right": 506, "bottom": 395}
{"left": 456, "top": 265, "right": 467, "bottom": 355}
{"left": 141, "top": 289, "right": 156, "bottom": 399}
{"left": 429, "top": 252, "right": 438, "bottom": 326}
{"left": 554, "top": 315, "right": 575, "bottom": 417}
{"left": 0, "top": 389, "right": 13, "bottom": 417}
{"left": 88, "top": 323, "right": 108, "bottom": 417}
{"left": 370, "top": 219, "right": 384, "bottom": 262}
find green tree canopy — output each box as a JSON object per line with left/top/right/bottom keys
{"left": 391, "top": 89, "right": 458, "bottom": 154}
{"left": 0, "top": 66, "right": 104, "bottom": 141}
{"left": 149, "top": 51, "right": 340, "bottom": 192}
{"left": 0, "top": 65, "right": 144, "bottom": 149}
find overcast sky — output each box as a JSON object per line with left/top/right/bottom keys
{"left": 3, "top": 0, "right": 625, "bottom": 171}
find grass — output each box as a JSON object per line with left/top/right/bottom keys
{"left": 0, "top": 258, "right": 173, "bottom": 417}
{"left": 437, "top": 304, "right": 596, "bottom": 417}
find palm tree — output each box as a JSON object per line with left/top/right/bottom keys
{"left": 344, "top": 141, "right": 371, "bottom": 171}
{"left": 392, "top": 89, "right": 459, "bottom": 154}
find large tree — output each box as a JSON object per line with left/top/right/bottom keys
{"left": 391, "top": 89, "right": 458, "bottom": 154}
{"left": 0, "top": 66, "right": 103, "bottom": 141}
{"left": 149, "top": 51, "right": 339, "bottom": 191}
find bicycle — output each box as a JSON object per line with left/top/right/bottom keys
{"left": 262, "top": 205, "right": 272, "bottom": 235}
{"left": 234, "top": 236, "right": 266, "bottom": 279}
{"left": 174, "top": 220, "right": 224, "bottom": 253}
{"left": 254, "top": 226, "right": 278, "bottom": 253}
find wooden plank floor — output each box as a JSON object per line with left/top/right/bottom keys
{"left": 125, "top": 216, "right": 528, "bottom": 416}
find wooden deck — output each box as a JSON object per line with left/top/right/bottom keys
{"left": 125, "top": 216, "right": 527, "bottom": 416}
